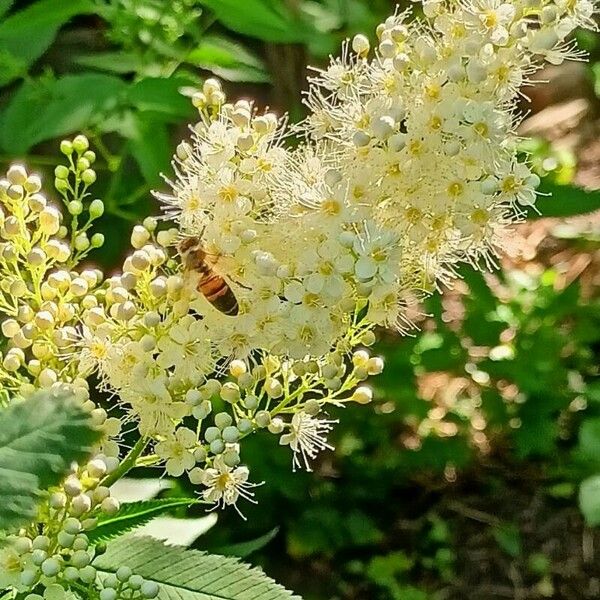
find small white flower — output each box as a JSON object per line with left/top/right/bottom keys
{"left": 155, "top": 427, "right": 197, "bottom": 476}
{"left": 279, "top": 411, "right": 338, "bottom": 471}
{"left": 202, "top": 456, "right": 260, "bottom": 518}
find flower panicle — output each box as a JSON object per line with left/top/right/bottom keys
{"left": 0, "top": 1, "right": 595, "bottom": 558}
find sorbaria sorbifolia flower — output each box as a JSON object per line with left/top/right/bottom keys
{"left": 0, "top": 12, "right": 595, "bottom": 595}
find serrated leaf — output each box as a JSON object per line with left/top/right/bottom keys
{"left": 0, "top": 0, "right": 95, "bottom": 85}
{"left": 198, "top": 0, "right": 308, "bottom": 43}
{"left": 0, "top": 393, "right": 101, "bottom": 530}
{"left": 211, "top": 527, "right": 279, "bottom": 558}
{"left": 93, "top": 535, "right": 301, "bottom": 599}
{"left": 0, "top": 74, "right": 126, "bottom": 153}
{"left": 88, "top": 499, "right": 201, "bottom": 543}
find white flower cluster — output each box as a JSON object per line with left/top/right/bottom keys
{"left": 0, "top": 0, "right": 595, "bottom": 526}
{"left": 163, "top": 0, "right": 596, "bottom": 343}
{"left": 299, "top": 0, "right": 595, "bottom": 293}
{"left": 80, "top": 0, "right": 596, "bottom": 507}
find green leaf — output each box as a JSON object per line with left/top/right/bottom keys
{"left": 93, "top": 535, "right": 301, "bottom": 599}
{"left": 0, "top": 0, "right": 95, "bottom": 85}
{"left": 211, "top": 528, "right": 279, "bottom": 558}
{"left": 88, "top": 498, "right": 201, "bottom": 543}
{"left": 512, "top": 399, "right": 558, "bottom": 458}
{"left": 529, "top": 180, "right": 600, "bottom": 219}
{"left": 366, "top": 551, "right": 413, "bottom": 586}
{"left": 0, "top": 392, "right": 101, "bottom": 530}
{"left": 578, "top": 418, "right": 600, "bottom": 461}
{"left": 128, "top": 115, "right": 172, "bottom": 186}
{"left": 127, "top": 77, "right": 194, "bottom": 119}
{"left": 579, "top": 475, "right": 600, "bottom": 526}
{"left": 492, "top": 523, "right": 522, "bottom": 558}
{"left": 0, "top": 0, "right": 15, "bottom": 18}
{"left": 74, "top": 52, "right": 144, "bottom": 74}
{"left": 187, "top": 37, "right": 270, "bottom": 83}
{"left": 198, "top": 0, "right": 308, "bottom": 43}
{"left": 0, "top": 74, "right": 126, "bottom": 153}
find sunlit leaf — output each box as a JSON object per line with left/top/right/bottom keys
{"left": 0, "top": 74, "right": 126, "bottom": 153}
{"left": 93, "top": 535, "right": 301, "bottom": 599}
{"left": 0, "top": 393, "right": 101, "bottom": 530}
{"left": 87, "top": 498, "right": 202, "bottom": 543}
{"left": 187, "top": 37, "right": 270, "bottom": 83}
{"left": 198, "top": 0, "right": 308, "bottom": 43}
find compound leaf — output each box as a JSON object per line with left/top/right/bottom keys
{"left": 88, "top": 498, "right": 201, "bottom": 543}
{"left": 93, "top": 535, "right": 301, "bottom": 600}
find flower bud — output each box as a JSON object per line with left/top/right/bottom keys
{"left": 28, "top": 193, "right": 47, "bottom": 212}
{"left": 268, "top": 417, "right": 284, "bottom": 434}
{"left": 89, "top": 199, "right": 104, "bottom": 219}
{"left": 39, "top": 368, "right": 58, "bottom": 388}
{"left": 87, "top": 459, "right": 107, "bottom": 479}
{"left": 68, "top": 200, "right": 83, "bottom": 215}
{"left": 7, "top": 164, "right": 28, "bottom": 185}
{"left": 220, "top": 382, "right": 240, "bottom": 403}
{"left": 77, "top": 157, "right": 90, "bottom": 171}
{"left": 70, "top": 494, "right": 92, "bottom": 516}
{"left": 101, "top": 497, "right": 120, "bottom": 515}
{"left": 352, "top": 386, "right": 373, "bottom": 404}
{"left": 131, "top": 225, "right": 150, "bottom": 249}
{"left": 60, "top": 140, "right": 74, "bottom": 155}
{"left": 90, "top": 232, "right": 104, "bottom": 248}
{"left": 1, "top": 318, "right": 19, "bottom": 338}
{"left": 367, "top": 356, "right": 384, "bottom": 375}
{"left": 54, "top": 165, "right": 69, "bottom": 180}
{"left": 229, "top": 359, "right": 247, "bottom": 378}
{"left": 255, "top": 410, "right": 271, "bottom": 428}
{"left": 75, "top": 233, "right": 90, "bottom": 251}
{"left": 39, "top": 207, "right": 61, "bottom": 235}
{"left": 35, "top": 310, "right": 54, "bottom": 330}
{"left": 73, "top": 135, "right": 89, "bottom": 153}
{"left": 63, "top": 476, "right": 82, "bottom": 497}
{"left": 352, "top": 33, "right": 370, "bottom": 57}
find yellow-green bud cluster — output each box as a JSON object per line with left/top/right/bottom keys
{"left": 0, "top": 454, "right": 136, "bottom": 598}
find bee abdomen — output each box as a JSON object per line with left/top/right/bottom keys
{"left": 198, "top": 274, "right": 239, "bottom": 316}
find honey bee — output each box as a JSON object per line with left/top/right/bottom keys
{"left": 178, "top": 236, "right": 239, "bottom": 316}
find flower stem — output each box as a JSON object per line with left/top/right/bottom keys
{"left": 100, "top": 436, "right": 149, "bottom": 488}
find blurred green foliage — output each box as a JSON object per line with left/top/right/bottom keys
{"left": 1, "top": 1, "right": 600, "bottom": 598}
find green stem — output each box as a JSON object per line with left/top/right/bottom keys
{"left": 100, "top": 436, "right": 149, "bottom": 488}
{"left": 135, "top": 454, "right": 161, "bottom": 467}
